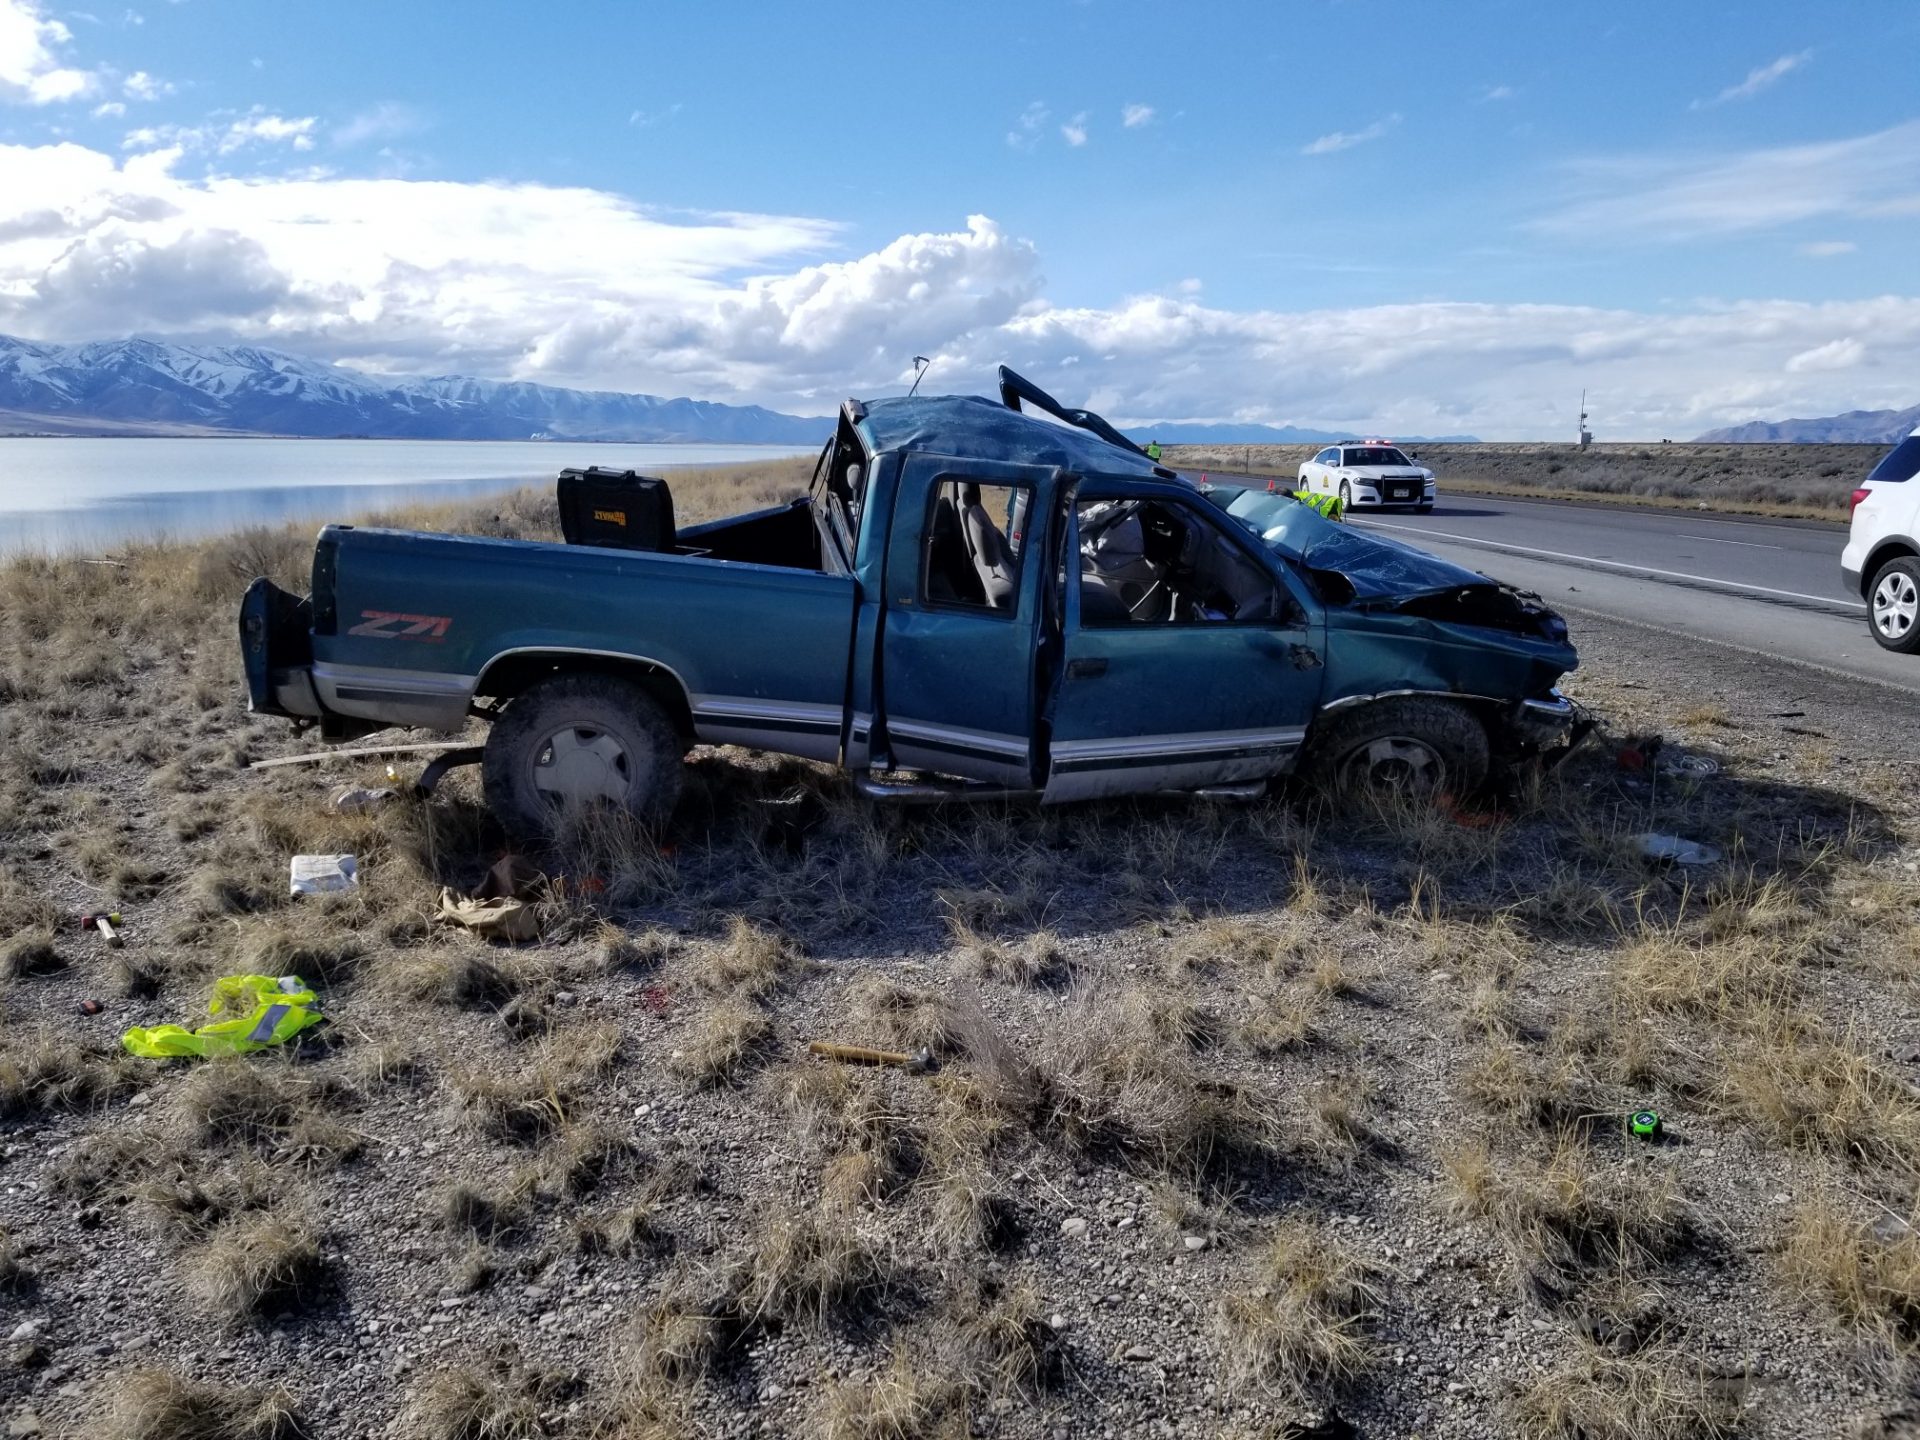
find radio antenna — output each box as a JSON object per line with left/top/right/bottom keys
{"left": 906, "top": 355, "right": 932, "bottom": 399}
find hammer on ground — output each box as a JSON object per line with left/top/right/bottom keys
{"left": 807, "top": 1041, "right": 935, "bottom": 1075}
{"left": 78, "top": 911, "right": 123, "bottom": 948}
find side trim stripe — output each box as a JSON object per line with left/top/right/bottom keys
{"left": 1051, "top": 726, "right": 1307, "bottom": 763}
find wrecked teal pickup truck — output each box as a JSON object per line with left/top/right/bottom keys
{"left": 241, "top": 368, "right": 1579, "bottom": 834}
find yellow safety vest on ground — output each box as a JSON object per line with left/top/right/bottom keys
{"left": 122, "top": 974, "right": 322, "bottom": 1058}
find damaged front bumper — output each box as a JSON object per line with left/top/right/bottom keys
{"left": 1507, "top": 689, "right": 1594, "bottom": 768}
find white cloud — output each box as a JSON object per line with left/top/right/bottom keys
{"left": 1301, "top": 114, "right": 1399, "bottom": 156}
{"left": 123, "top": 108, "right": 319, "bottom": 155}
{"left": 1061, "top": 111, "right": 1088, "bottom": 148}
{"left": 1478, "top": 85, "right": 1514, "bottom": 103}
{"left": 626, "top": 102, "right": 681, "bottom": 130}
{"left": 121, "top": 67, "right": 167, "bottom": 100}
{"left": 1121, "top": 103, "right": 1154, "bottom": 128}
{"left": 90, "top": 98, "right": 121, "bottom": 117}
{"left": 3, "top": 137, "right": 1918, "bottom": 436}
{"left": 1006, "top": 101, "right": 1048, "bottom": 151}
{"left": 1785, "top": 337, "right": 1864, "bottom": 373}
{"left": 0, "top": 0, "right": 97, "bottom": 103}
{"left": 1692, "top": 50, "right": 1810, "bottom": 109}
{"left": 1799, "top": 239, "right": 1856, "bottom": 258}
{"left": 333, "top": 102, "right": 422, "bottom": 148}
{"left": 1534, "top": 120, "right": 1920, "bottom": 242}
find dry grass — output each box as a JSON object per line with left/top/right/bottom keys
{"left": 1443, "top": 1136, "right": 1687, "bottom": 1299}
{"left": 1781, "top": 1198, "right": 1920, "bottom": 1348}
{"left": 1458, "top": 1042, "right": 1600, "bottom": 1133}
{"left": 187, "top": 1207, "right": 325, "bottom": 1318}
{"left": 101, "top": 1367, "right": 303, "bottom": 1440}
{"left": 736, "top": 1203, "right": 895, "bottom": 1328}
{"left": 0, "top": 1030, "right": 128, "bottom": 1117}
{"left": 693, "top": 916, "right": 802, "bottom": 997}
{"left": 439, "top": 1181, "right": 527, "bottom": 1244}
{"left": 815, "top": 1339, "right": 955, "bottom": 1440}
{"left": 849, "top": 975, "right": 967, "bottom": 1059}
{"left": 450, "top": 1062, "right": 580, "bottom": 1146}
{"left": 620, "top": 1271, "right": 727, "bottom": 1388}
{"left": 675, "top": 998, "right": 774, "bottom": 1088}
{"left": 0, "top": 1227, "right": 36, "bottom": 1295}
{"left": 1718, "top": 1016, "right": 1920, "bottom": 1170}
{"left": 399, "top": 1349, "right": 569, "bottom": 1440}
{"left": 1218, "top": 1217, "right": 1382, "bottom": 1402}
{"left": 174, "top": 1059, "right": 362, "bottom": 1165}
{"left": 1507, "top": 1344, "right": 1742, "bottom": 1439}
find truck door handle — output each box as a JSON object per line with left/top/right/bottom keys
{"left": 1067, "top": 657, "right": 1107, "bottom": 679}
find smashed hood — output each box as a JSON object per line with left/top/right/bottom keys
{"left": 1214, "top": 488, "right": 1488, "bottom": 601}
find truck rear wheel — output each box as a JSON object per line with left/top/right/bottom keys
{"left": 483, "top": 673, "right": 685, "bottom": 837}
{"left": 1301, "top": 696, "right": 1490, "bottom": 799}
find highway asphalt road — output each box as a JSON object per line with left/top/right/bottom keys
{"left": 1345, "top": 493, "right": 1920, "bottom": 697}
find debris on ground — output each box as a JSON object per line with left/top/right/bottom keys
{"left": 1658, "top": 749, "right": 1722, "bottom": 778}
{"left": 434, "top": 854, "right": 548, "bottom": 944}
{"left": 289, "top": 854, "right": 359, "bottom": 896}
{"left": 77, "top": 910, "right": 122, "bottom": 947}
{"left": 1635, "top": 832, "right": 1724, "bottom": 866}
{"left": 1616, "top": 733, "right": 1663, "bottom": 772}
{"left": 329, "top": 785, "right": 397, "bottom": 814}
{"left": 121, "top": 974, "right": 322, "bottom": 1058}
{"left": 806, "top": 1040, "right": 935, "bottom": 1074}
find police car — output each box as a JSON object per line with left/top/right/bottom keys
{"left": 1297, "top": 441, "right": 1435, "bottom": 513}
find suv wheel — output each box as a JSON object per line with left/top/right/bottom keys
{"left": 1869, "top": 556, "right": 1920, "bottom": 654}
{"left": 1301, "top": 695, "right": 1490, "bottom": 799}
{"left": 483, "top": 673, "right": 686, "bottom": 837}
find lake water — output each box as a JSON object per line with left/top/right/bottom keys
{"left": 0, "top": 437, "right": 816, "bottom": 555}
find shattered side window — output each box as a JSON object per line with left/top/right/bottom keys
{"left": 1076, "top": 499, "right": 1278, "bottom": 626}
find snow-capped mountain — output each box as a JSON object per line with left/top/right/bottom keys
{"left": 0, "top": 335, "right": 831, "bottom": 443}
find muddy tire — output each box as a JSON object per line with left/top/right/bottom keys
{"left": 482, "top": 673, "right": 684, "bottom": 838}
{"left": 1301, "top": 695, "right": 1490, "bottom": 799}
{"left": 1868, "top": 556, "right": 1920, "bottom": 654}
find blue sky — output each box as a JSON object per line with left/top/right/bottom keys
{"left": 3, "top": 0, "right": 1918, "bottom": 436}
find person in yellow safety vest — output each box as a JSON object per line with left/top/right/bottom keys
{"left": 1144, "top": 441, "right": 1162, "bottom": 461}
{"left": 1291, "top": 489, "right": 1345, "bottom": 522}
{"left": 122, "top": 974, "right": 323, "bottom": 1058}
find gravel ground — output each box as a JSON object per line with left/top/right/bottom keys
{"left": 2, "top": 520, "right": 1918, "bottom": 1439}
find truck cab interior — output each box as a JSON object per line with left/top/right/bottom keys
{"left": 1075, "top": 496, "right": 1284, "bottom": 625}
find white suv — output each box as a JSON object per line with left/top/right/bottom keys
{"left": 1842, "top": 426, "right": 1920, "bottom": 654}
{"left": 1298, "top": 442, "right": 1436, "bottom": 513}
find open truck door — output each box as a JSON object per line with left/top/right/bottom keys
{"left": 1041, "top": 480, "right": 1325, "bottom": 803}
{"left": 872, "top": 452, "right": 1062, "bottom": 788}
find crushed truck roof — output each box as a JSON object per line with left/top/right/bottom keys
{"left": 853, "top": 369, "right": 1168, "bottom": 478}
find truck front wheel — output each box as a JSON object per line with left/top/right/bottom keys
{"left": 1301, "top": 696, "right": 1490, "bottom": 799}
{"left": 482, "top": 673, "right": 685, "bottom": 838}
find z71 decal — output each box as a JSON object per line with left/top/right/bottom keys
{"left": 348, "top": 610, "right": 453, "bottom": 642}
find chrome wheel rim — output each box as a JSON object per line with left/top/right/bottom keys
{"left": 1342, "top": 735, "right": 1446, "bottom": 793}
{"left": 1873, "top": 572, "right": 1918, "bottom": 640}
{"left": 531, "top": 724, "right": 633, "bottom": 807}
